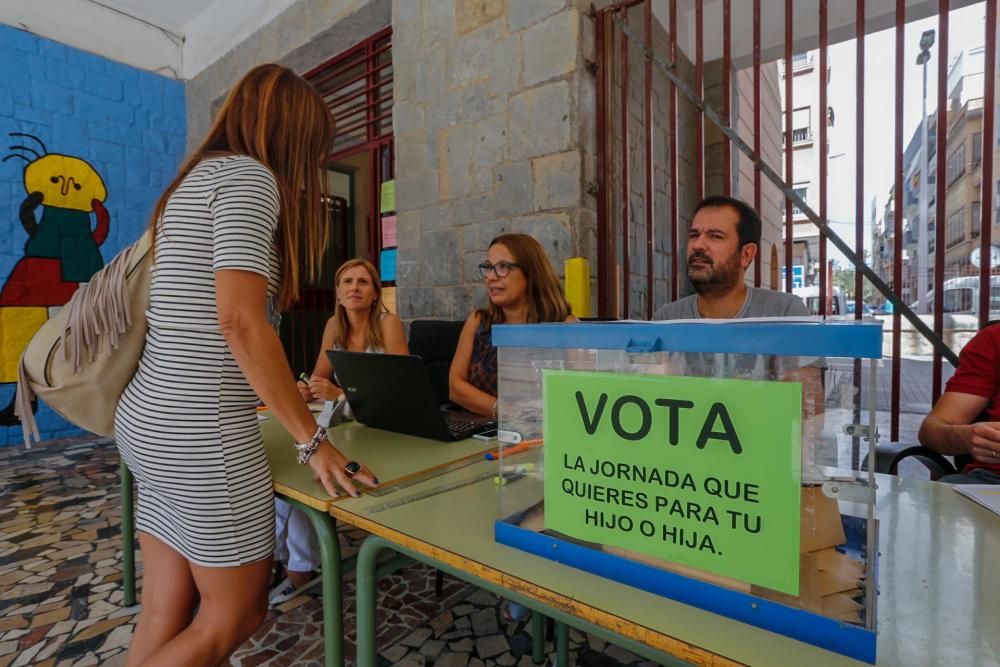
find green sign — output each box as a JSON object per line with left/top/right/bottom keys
{"left": 543, "top": 370, "right": 802, "bottom": 594}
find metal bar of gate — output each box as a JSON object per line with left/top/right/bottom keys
{"left": 723, "top": 0, "right": 732, "bottom": 197}
{"left": 611, "top": 13, "right": 960, "bottom": 370}
{"left": 891, "top": 0, "right": 905, "bottom": 442}
{"left": 753, "top": 0, "right": 762, "bottom": 287}
{"left": 695, "top": 0, "right": 704, "bottom": 202}
{"left": 669, "top": 0, "right": 679, "bottom": 302}
{"left": 819, "top": 0, "right": 829, "bottom": 317}
{"left": 855, "top": 0, "right": 865, "bottom": 321}
{"left": 621, "top": 10, "right": 631, "bottom": 319}
{"left": 980, "top": 0, "right": 998, "bottom": 329}
{"left": 595, "top": 9, "right": 611, "bottom": 317}
{"left": 645, "top": 0, "right": 654, "bottom": 319}
{"left": 852, "top": 0, "right": 866, "bottom": 473}
{"left": 784, "top": 0, "right": 793, "bottom": 293}
{"left": 933, "top": 0, "right": 950, "bottom": 403}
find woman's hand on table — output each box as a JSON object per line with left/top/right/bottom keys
{"left": 308, "top": 441, "right": 378, "bottom": 498}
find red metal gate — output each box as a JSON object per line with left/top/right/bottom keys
{"left": 593, "top": 0, "right": 998, "bottom": 443}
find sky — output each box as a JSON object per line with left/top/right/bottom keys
{"left": 786, "top": 1, "right": 991, "bottom": 266}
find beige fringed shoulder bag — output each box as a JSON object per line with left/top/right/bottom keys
{"left": 16, "top": 230, "right": 152, "bottom": 445}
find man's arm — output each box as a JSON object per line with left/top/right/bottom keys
{"left": 918, "top": 391, "right": 1000, "bottom": 460}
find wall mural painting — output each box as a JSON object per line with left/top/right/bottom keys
{"left": 0, "top": 132, "right": 110, "bottom": 424}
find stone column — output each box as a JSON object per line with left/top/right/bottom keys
{"left": 393, "top": 0, "right": 590, "bottom": 321}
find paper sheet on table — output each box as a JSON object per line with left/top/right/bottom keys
{"left": 381, "top": 215, "right": 397, "bottom": 247}
{"left": 953, "top": 485, "right": 1000, "bottom": 516}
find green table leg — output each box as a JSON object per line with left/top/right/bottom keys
{"left": 555, "top": 621, "right": 569, "bottom": 667}
{"left": 282, "top": 497, "right": 343, "bottom": 667}
{"left": 355, "top": 535, "right": 692, "bottom": 667}
{"left": 120, "top": 461, "right": 136, "bottom": 607}
{"left": 356, "top": 533, "right": 382, "bottom": 667}
{"left": 531, "top": 611, "right": 546, "bottom": 664}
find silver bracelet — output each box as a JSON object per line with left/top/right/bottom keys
{"left": 293, "top": 425, "right": 327, "bottom": 465}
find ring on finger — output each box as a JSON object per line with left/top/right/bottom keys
{"left": 344, "top": 461, "right": 362, "bottom": 477}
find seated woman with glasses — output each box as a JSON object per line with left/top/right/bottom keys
{"left": 449, "top": 233, "right": 576, "bottom": 420}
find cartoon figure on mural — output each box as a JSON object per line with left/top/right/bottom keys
{"left": 0, "top": 132, "right": 110, "bottom": 424}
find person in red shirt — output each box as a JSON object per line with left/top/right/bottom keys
{"left": 918, "top": 325, "right": 1000, "bottom": 484}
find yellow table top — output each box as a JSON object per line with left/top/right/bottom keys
{"left": 329, "top": 462, "right": 1000, "bottom": 666}
{"left": 260, "top": 417, "right": 493, "bottom": 510}
{"left": 264, "top": 418, "right": 1000, "bottom": 666}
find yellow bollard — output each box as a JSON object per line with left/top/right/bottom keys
{"left": 564, "top": 257, "right": 590, "bottom": 318}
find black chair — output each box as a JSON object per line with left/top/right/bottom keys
{"left": 878, "top": 445, "right": 971, "bottom": 479}
{"left": 407, "top": 319, "right": 465, "bottom": 406}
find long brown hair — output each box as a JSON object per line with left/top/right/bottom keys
{"left": 477, "top": 233, "right": 572, "bottom": 329}
{"left": 332, "top": 258, "right": 387, "bottom": 351}
{"left": 149, "top": 64, "right": 335, "bottom": 310}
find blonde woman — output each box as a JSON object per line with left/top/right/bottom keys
{"left": 296, "top": 258, "right": 408, "bottom": 401}
{"left": 114, "top": 65, "right": 377, "bottom": 666}
{"left": 272, "top": 259, "right": 406, "bottom": 604}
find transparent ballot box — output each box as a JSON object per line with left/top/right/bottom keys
{"left": 491, "top": 320, "right": 882, "bottom": 663}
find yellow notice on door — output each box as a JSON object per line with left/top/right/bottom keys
{"left": 380, "top": 180, "right": 396, "bottom": 213}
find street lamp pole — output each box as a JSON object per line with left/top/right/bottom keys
{"left": 916, "top": 29, "right": 935, "bottom": 315}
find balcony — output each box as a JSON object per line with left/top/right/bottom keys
{"left": 782, "top": 127, "right": 813, "bottom": 147}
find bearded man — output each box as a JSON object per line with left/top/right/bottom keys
{"left": 654, "top": 195, "right": 808, "bottom": 320}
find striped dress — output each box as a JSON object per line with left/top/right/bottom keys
{"left": 115, "top": 155, "right": 281, "bottom": 567}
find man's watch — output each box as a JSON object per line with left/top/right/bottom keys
{"left": 294, "top": 425, "right": 328, "bottom": 465}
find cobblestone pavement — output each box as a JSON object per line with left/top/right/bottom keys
{"left": 0, "top": 436, "right": 656, "bottom": 666}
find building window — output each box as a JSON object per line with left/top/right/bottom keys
{"left": 946, "top": 208, "right": 965, "bottom": 248}
{"left": 972, "top": 132, "right": 982, "bottom": 165}
{"left": 971, "top": 201, "right": 981, "bottom": 238}
{"left": 947, "top": 144, "right": 966, "bottom": 188}
{"left": 791, "top": 185, "right": 808, "bottom": 215}
{"left": 792, "top": 52, "right": 813, "bottom": 71}
{"left": 790, "top": 107, "right": 811, "bottom": 144}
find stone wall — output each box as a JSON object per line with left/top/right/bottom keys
{"left": 0, "top": 24, "right": 186, "bottom": 445}
{"left": 393, "top": 0, "right": 590, "bottom": 321}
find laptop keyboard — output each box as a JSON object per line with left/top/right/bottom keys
{"left": 446, "top": 416, "right": 492, "bottom": 439}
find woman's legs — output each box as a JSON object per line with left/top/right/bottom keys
{"left": 137, "top": 554, "right": 272, "bottom": 667}
{"left": 285, "top": 505, "right": 320, "bottom": 586}
{"left": 125, "top": 533, "right": 198, "bottom": 667}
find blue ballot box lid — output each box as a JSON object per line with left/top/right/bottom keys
{"left": 491, "top": 319, "right": 883, "bottom": 359}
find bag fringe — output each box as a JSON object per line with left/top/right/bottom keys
{"left": 16, "top": 238, "right": 143, "bottom": 447}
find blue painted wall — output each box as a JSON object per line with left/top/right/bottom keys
{"left": 0, "top": 24, "right": 186, "bottom": 445}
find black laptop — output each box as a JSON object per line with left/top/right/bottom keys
{"left": 326, "top": 350, "right": 496, "bottom": 442}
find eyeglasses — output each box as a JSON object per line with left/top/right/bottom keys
{"left": 478, "top": 261, "right": 521, "bottom": 278}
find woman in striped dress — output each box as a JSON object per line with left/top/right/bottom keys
{"left": 114, "top": 64, "right": 377, "bottom": 667}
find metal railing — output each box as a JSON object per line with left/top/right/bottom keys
{"left": 592, "top": 0, "right": 998, "bottom": 444}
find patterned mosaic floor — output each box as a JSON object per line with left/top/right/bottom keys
{"left": 0, "top": 436, "right": 657, "bottom": 666}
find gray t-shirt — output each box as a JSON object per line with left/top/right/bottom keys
{"left": 652, "top": 287, "right": 809, "bottom": 320}
{"left": 652, "top": 287, "right": 818, "bottom": 379}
